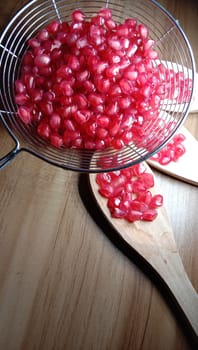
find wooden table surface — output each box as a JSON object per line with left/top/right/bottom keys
{"left": 0, "top": 1, "right": 197, "bottom": 349}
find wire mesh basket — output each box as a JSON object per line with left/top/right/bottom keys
{"left": 0, "top": 0, "right": 195, "bottom": 172}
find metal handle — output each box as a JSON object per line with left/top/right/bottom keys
{"left": 0, "top": 146, "right": 20, "bottom": 170}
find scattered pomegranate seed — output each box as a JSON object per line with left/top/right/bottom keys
{"left": 150, "top": 132, "right": 186, "bottom": 165}
{"left": 15, "top": 8, "right": 192, "bottom": 151}
{"left": 96, "top": 163, "right": 163, "bottom": 223}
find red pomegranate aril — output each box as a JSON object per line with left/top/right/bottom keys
{"left": 137, "top": 190, "right": 152, "bottom": 205}
{"left": 111, "top": 207, "right": 126, "bottom": 219}
{"left": 76, "top": 70, "right": 90, "bottom": 82}
{"left": 109, "top": 120, "right": 120, "bottom": 136}
{"left": 39, "top": 101, "right": 53, "bottom": 115}
{"left": 30, "top": 88, "right": 43, "bottom": 102}
{"left": 73, "top": 93, "right": 88, "bottom": 108}
{"left": 47, "top": 20, "right": 59, "bottom": 33}
{"left": 67, "top": 55, "right": 80, "bottom": 71}
{"left": 96, "top": 127, "right": 108, "bottom": 139}
{"left": 34, "top": 54, "right": 51, "bottom": 67}
{"left": 84, "top": 140, "right": 96, "bottom": 149}
{"left": 106, "top": 19, "right": 116, "bottom": 30}
{"left": 49, "top": 113, "right": 61, "bottom": 130}
{"left": 108, "top": 84, "right": 122, "bottom": 97}
{"left": 126, "top": 43, "right": 138, "bottom": 57}
{"left": 28, "top": 38, "right": 40, "bottom": 48}
{"left": 173, "top": 133, "right": 186, "bottom": 143}
{"left": 98, "top": 8, "right": 112, "bottom": 20}
{"left": 18, "top": 106, "right": 32, "bottom": 124}
{"left": 88, "top": 93, "right": 104, "bottom": 107}
{"left": 119, "top": 79, "right": 133, "bottom": 94}
{"left": 112, "top": 138, "right": 125, "bottom": 149}
{"left": 97, "top": 115, "right": 110, "bottom": 128}
{"left": 50, "top": 134, "right": 63, "bottom": 148}
{"left": 15, "top": 80, "right": 26, "bottom": 94}
{"left": 149, "top": 194, "right": 163, "bottom": 209}
{"left": 138, "top": 24, "right": 148, "bottom": 39}
{"left": 74, "top": 110, "right": 90, "bottom": 124}
{"left": 72, "top": 9, "right": 86, "bottom": 22}
{"left": 83, "top": 80, "right": 95, "bottom": 93}
{"left": 37, "top": 121, "right": 51, "bottom": 139}
{"left": 37, "top": 29, "right": 49, "bottom": 41}
{"left": 95, "top": 77, "right": 110, "bottom": 93}
{"left": 118, "top": 97, "right": 131, "bottom": 109}
{"left": 123, "top": 68, "right": 138, "bottom": 80}
{"left": 127, "top": 210, "right": 143, "bottom": 222}
{"left": 63, "top": 130, "right": 80, "bottom": 145}
{"left": 131, "top": 200, "right": 148, "bottom": 212}
{"left": 122, "top": 131, "right": 133, "bottom": 143}
{"left": 15, "top": 93, "right": 29, "bottom": 105}
{"left": 142, "top": 209, "right": 158, "bottom": 221}
{"left": 173, "top": 143, "right": 186, "bottom": 160}
{"left": 146, "top": 49, "right": 158, "bottom": 59}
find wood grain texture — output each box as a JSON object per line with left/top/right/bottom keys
{"left": 0, "top": 1, "right": 198, "bottom": 350}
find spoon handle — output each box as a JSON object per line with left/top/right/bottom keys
{"left": 151, "top": 248, "right": 198, "bottom": 339}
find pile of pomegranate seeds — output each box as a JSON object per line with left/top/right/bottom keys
{"left": 15, "top": 8, "right": 192, "bottom": 150}
{"left": 96, "top": 162, "right": 163, "bottom": 222}
{"left": 149, "top": 132, "right": 186, "bottom": 165}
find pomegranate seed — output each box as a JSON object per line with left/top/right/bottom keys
{"left": 72, "top": 9, "right": 86, "bottom": 22}
{"left": 37, "top": 121, "right": 51, "bottom": 139}
{"left": 50, "top": 134, "right": 63, "bottom": 148}
{"left": 15, "top": 93, "right": 29, "bottom": 105}
{"left": 149, "top": 194, "right": 163, "bottom": 208}
{"left": 34, "top": 54, "right": 51, "bottom": 67}
{"left": 18, "top": 106, "right": 32, "bottom": 124}
{"left": 142, "top": 209, "right": 158, "bottom": 221}
{"left": 98, "top": 8, "right": 112, "bottom": 20}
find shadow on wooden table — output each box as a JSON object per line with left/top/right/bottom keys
{"left": 78, "top": 173, "right": 198, "bottom": 350}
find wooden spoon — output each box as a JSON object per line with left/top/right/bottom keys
{"left": 89, "top": 164, "right": 198, "bottom": 343}
{"left": 147, "top": 126, "right": 198, "bottom": 186}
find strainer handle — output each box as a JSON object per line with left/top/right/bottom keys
{"left": 0, "top": 146, "right": 20, "bottom": 170}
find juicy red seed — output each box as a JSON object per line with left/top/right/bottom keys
{"left": 49, "top": 113, "right": 61, "bottom": 130}
{"left": 150, "top": 132, "right": 186, "bottom": 165}
{"left": 74, "top": 110, "right": 90, "bottom": 124}
{"left": 37, "top": 29, "right": 49, "bottom": 41}
{"left": 149, "top": 194, "right": 163, "bottom": 209}
{"left": 138, "top": 24, "right": 149, "bottom": 39}
{"left": 37, "top": 122, "right": 51, "bottom": 139}
{"left": 15, "top": 80, "right": 26, "bottom": 93}
{"left": 88, "top": 93, "right": 104, "bottom": 107}
{"left": 118, "top": 97, "right": 131, "bottom": 109}
{"left": 127, "top": 210, "right": 143, "bottom": 222}
{"left": 119, "top": 79, "right": 133, "bottom": 94}
{"left": 15, "top": 93, "right": 29, "bottom": 105}
{"left": 72, "top": 9, "right": 86, "bottom": 22}
{"left": 50, "top": 134, "right": 63, "bottom": 148}
{"left": 18, "top": 106, "right": 32, "bottom": 124}
{"left": 106, "top": 19, "right": 116, "bottom": 29}
{"left": 142, "top": 209, "right": 158, "bottom": 221}
{"left": 47, "top": 21, "right": 59, "bottom": 33}
{"left": 111, "top": 207, "right": 126, "bottom": 219}
{"left": 98, "top": 8, "right": 112, "bottom": 20}
{"left": 140, "top": 173, "right": 154, "bottom": 188}
{"left": 34, "top": 54, "right": 51, "bottom": 67}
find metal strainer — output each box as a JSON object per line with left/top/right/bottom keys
{"left": 0, "top": 0, "right": 195, "bottom": 172}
